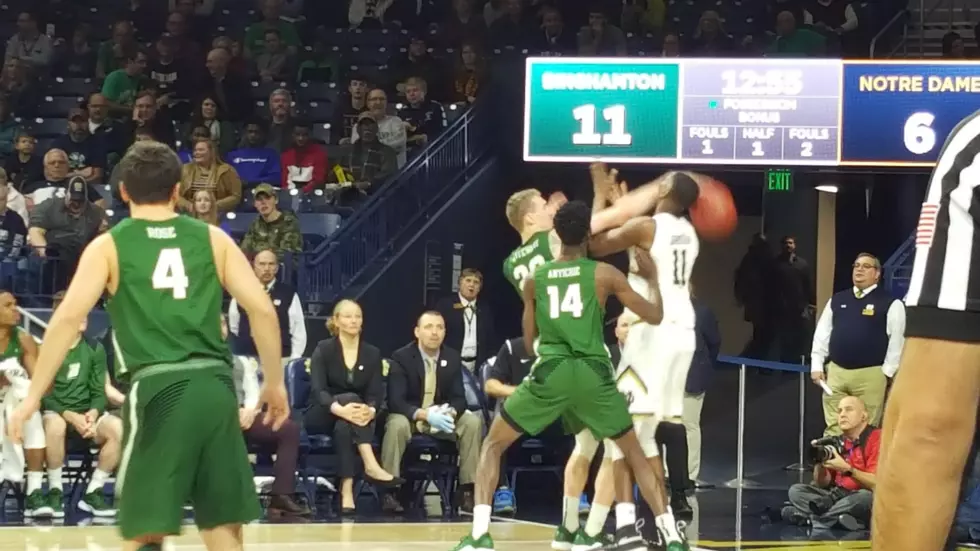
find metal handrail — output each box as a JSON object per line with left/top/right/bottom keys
{"left": 18, "top": 306, "right": 46, "bottom": 343}
{"left": 919, "top": 0, "right": 952, "bottom": 52}
{"left": 870, "top": 9, "right": 910, "bottom": 57}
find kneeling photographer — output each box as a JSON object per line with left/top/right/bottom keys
{"left": 782, "top": 396, "right": 880, "bottom": 530}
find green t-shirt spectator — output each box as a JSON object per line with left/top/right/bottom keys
{"left": 102, "top": 69, "right": 142, "bottom": 106}
{"left": 244, "top": 21, "right": 301, "bottom": 55}
{"left": 766, "top": 28, "right": 826, "bottom": 57}
{"left": 41, "top": 339, "right": 108, "bottom": 415}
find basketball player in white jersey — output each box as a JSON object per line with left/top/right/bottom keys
{"left": 585, "top": 168, "right": 702, "bottom": 550}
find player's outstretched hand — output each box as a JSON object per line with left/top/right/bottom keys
{"left": 259, "top": 381, "right": 290, "bottom": 431}
{"left": 633, "top": 248, "right": 658, "bottom": 281}
{"left": 6, "top": 396, "right": 40, "bottom": 445}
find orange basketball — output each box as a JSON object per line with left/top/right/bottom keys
{"left": 688, "top": 175, "right": 737, "bottom": 242}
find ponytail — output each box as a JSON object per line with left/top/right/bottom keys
{"left": 326, "top": 317, "right": 340, "bottom": 336}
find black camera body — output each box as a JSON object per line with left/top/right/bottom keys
{"left": 809, "top": 435, "right": 845, "bottom": 463}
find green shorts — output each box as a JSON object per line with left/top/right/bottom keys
{"left": 501, "top": 356, "right": 633, "bottom": 441}
{"left": 116, "top": 362, "right": 260, "bottom": 540}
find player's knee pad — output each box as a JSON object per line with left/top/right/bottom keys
{"left": 571, "top": 430, "right": 599, "bottom": 460}
{"left": 22, "top": 411, "right": 46, "bottom": 450}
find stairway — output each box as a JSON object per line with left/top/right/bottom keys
{"left": 902, "top": 0, "right": 974, "bottom": 57}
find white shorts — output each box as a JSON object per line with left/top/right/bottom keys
{"left": 617, "top": 323, "right": 696, "bottom": 419}
{"left": 606, "top": 415, "right": 660, "bottom": 461}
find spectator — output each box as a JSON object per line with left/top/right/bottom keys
{"left": 178, "top": 138, "right": 243, "bottom": 214}
{"left": 536, "top": 7, "right": 578, "bottom": 55}
{"left": 267, "top": 88, "right": 296, "bottom": 152}
{"left": 4, "top": 12, "right": 53, "bottom": 71}
{"left": 0, "top": 169, "right": 28, "bottom": 258}
{"left": 577, "top": 6, "right": 628, "bottom": 56}
{"left": 245, "top": 0, "right": 301, "bottom": 57}
{"left": 943, "top": 32, "right": 965, "bottom": 58}
{"left": 27, "top": 176, "right": 106, "bottom": 290}
{"left": 348, "top": 0, "right": 394, "bottom": 29}
{"left": 735, "top": 233, "right": 778, "bottom": 360}
{"left": 621, "top": 0, "right": 664, "bottom": 34}
{"left": 689, "top": 11, "right": 737, "bottom": 56}
{"left": 121, "top": 91, "right": 177, "bottom": 149}
{"left": 228, "top": 248, "right": 307, "bottom": 359}
{"left": 392, "top": 35, "right": 445, "bottom": 101}
{"left": 304, "top": 300, "right": 404, "bottom": 514}
{"left": 434, "top": 268, "right": 497, "bottom": 372}
{"left": 782, "top": 396, "right": 880, "bottom": 530}
{"left": 185, "top": 96, "right": 238, "bottom": 156}
{"left": 226, "top": 119, "right": 282, "bottom": 185}
{"left": 4, "top": 132, "right": 43, "bottom": 191}
{"left": 400, "top": 77, "right": 447, "bottom": 149}
{"left": 117, "top": 0, "right": 165, "bottom": 42}
{"left": 85, "top": 94, "right": 124, "bottom": 163}
{"left": 811, "top": 253, "right": 905, "bottom": 434}
{"left": 222, "top": 315, "right": 312, "bottom": 518}
{"left": 23, "top": 150, "right": 102, "bottom": 207}
{"left": 0, "top": 58, "right": 38, "bottom": 117}
{"left": 442, "top": 0, "right": 486, "bottom": 48}
{"left": 101, "top": 48, "right": 149, "bottom": 112}
{"left": 254, "top": 29, "right": 295, "bottom": 83}
{"left": 177, "top": 125, "right": 212, "bottom": 163}
{"left": 52, "top": 107, "right": 107, "bottom": 184}
{"left": 52, "top": 24, "right": 97, "bottom": 78}
{"left": 95, "top": 20, "right": 137, "bottom": 79}
{"left": 147, "top": 33, "right": 190, "bottom": 99}
{"left": 775, "top": 235, "right": 815, "bottom": 362}
{"left": 352, "top": 89, "right": 407, "bottom": 168}
{"left": 663, "top": 32, "right": 681, "bottom": 56}
{"left": 41, "top": 296, "right": 122, "bottom": 518}
{"left": 329, "top": 117, "right": 397, "bottom": 204}
{"left": 684, "top": 289, "right": 720, "bottom": 488}
{"left": 331, "top": 74, "right": 370, "bottom": 145}
{"left": 381, "top": 311, "right": 484, "bottom": 513}
{"left": 487, "top": 0, "right": 535, "bottom": 48}
{"left": 281, "top": 120, "right": 327, "bottom": 193}
{"left": 171, "top": 0, "right": 213, "bottom": 44}
{"left": 212, "top": 36, "right": 248, "bottom": 77}
{"left": 240, "top": 184, "right": 302, "bottom": 257}
{"left": 189, "top": 189, "right": 218, "bottom": 225}
{"left": 452, "top": 43, "right": 486, "bottom": 106}
{"left": 0, "top": 98, "right": 17, "bottom": 158}
{"left": 165, "top": 11, "right": 203, "bottom": 63}
{"left": 203, "top": 47, "right": 252, "bottom": 123}
{"left": 767, "top": 11, "right": 826, "bottom": 57}
{"left": 804, "top": 0, "right": 859, "bottom": 36}
{"left": 296, "top": 28, "right": 340, "bottom": 83}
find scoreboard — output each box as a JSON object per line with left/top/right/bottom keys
{"left": 523, "top": 58, "right": 980, "bottom": 168}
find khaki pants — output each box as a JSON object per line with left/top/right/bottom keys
{"left": 822, "top": 362, "right": 887, "bottom": 436}
{"left": 380, "top": 411, "right": 484, "bottom": 485}
{"left": 681, "top": 392, "right": 705, "bottom": 480}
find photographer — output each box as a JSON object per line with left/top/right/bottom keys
{"left": 782, "top": 396, "right": 880, "bottom": 530}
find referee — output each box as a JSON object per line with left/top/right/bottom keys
{"left": 871, "top": 110, "right": 980, "bottom": 551}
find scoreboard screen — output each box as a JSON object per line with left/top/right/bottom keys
{"left": 522, "top": 57, "right": 980, "bottom": 168}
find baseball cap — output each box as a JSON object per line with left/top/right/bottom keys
{"left": 67, "top": 176, "right": 87, "bottom": 201}
{"left": 68, "top": 106, "right": 87, "bottom": 122}
{"left": 252, "top": 183, "right": 276, "bottom": 198}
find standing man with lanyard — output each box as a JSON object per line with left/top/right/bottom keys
{"left": 435, "top": 268, "right": 496, "bottom": 372}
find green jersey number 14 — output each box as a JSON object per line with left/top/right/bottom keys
{"left": 546, "top": 283, "right": 584, "bottom": 319}
{"left": 152, "top": 248, "right": 190, "bottom": 300}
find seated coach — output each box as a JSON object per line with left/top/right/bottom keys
{"left": 380, "top": 311, "right": 484, "bottom": 513}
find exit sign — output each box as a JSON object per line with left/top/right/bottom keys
{"left": 767, "top": 169, "right": 793, "bottom": 192}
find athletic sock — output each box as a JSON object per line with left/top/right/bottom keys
{"left": 584, "top": 503, "right": 611, "bottom": 537}
{"left": 562, "top": 496, "right": 580, "bottom": 533}
{"left": 472, "top": 504, "right": 492, "bottom": 539}
{"left": 86, "top": 469, "right": 110, "bottom": 494}
{"left": 615, "top": 502, "right": 636, "bottom": 529}
{"left": 26, "top": 471, "right": 43, "bottom": 494}
{"left": 47, "top": 467, "right": 63, "bottom": 493}
{"left": 656, "top": 512, "right": 682, "bottom": 543}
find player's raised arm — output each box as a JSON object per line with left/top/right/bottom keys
{"left": 589, "top": 216, "right": 656, "bottom": 258}
{"left": 210, "top": 227, "right": 284, "bottom": 385}
{"left": 521, "top": 275, "right": 538, "bottom": 356}
{"left": 591, "top": 171, "right": 698, "bottom": 234}
{"left": 25, "top": 235, "right": 113, "bottom": 405}
{"left": 598, "top": 262, "right": 663, "bottom": 325}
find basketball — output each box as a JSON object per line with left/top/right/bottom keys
{"left": 688, "top": 175, "right": 737, "bottom": 241}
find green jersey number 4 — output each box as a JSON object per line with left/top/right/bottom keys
{"left": 152, "top": 248, "right": 190, "bottom": 300}
{"left": 546, "top": 284, "right": 583, "bottom": 319}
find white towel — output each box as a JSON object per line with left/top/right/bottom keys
{"left": 0, "top": 357, "right": 31, "bottom": 483}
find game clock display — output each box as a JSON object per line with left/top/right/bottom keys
{"left": 523, "top": 58, "right": 980, "bottom": 168}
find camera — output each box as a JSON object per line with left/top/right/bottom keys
{"left": 809, "top": 436, "right": 845, "bottom": 463}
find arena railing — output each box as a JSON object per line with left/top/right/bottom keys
{"left": 883, "top": 234, "right": 914, "bottom": 298}
{"left": 290, "top": 102, "right": 493, "bottom": 305}
{"left": 869, "top": 8, "right": 910, "bottom": 58}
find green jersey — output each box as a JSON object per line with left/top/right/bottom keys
{"left": 0, "top": 327, "right": 24, "bottom": 361}
{"left": 503, "top": 230, "right": 555, "bottom": 295}
{"left": 42, "top": 339, "right": 107, "bottom": 414}
{"left": 533, "top": 258, "right": 608, "bottom": 360}
{"left": 106, "top": 216, "right": 229, "bottom": 382}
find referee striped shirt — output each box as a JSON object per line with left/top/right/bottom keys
{"left": 905, "top": 109, "right": 980, "bottom": 342}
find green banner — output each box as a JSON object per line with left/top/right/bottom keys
{"left": 524, "top": 59, "right": 681, "bottom": 161}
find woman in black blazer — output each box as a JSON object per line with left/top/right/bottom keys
{"left": 304, "top": 299, "right": 403, "bottom": 513}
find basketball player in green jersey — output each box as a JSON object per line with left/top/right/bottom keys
{"left": 6, "top": 141, "right": 290, "bottom": 551}
{"left": 453, "top": 201, "right": 689, "bottom": 551}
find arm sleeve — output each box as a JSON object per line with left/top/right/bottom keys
{"left": 309, "top": 344, "right": 334, "bottom": 407}
{"left": 214, "top": 170, "right": 243, "bottom": 212}
{"left": 88, "top": 343, "right": 107, "bottom": 413}
{"left": 882, "top": 300, "right": 906, "bottom": 378}
{"left": 264, "top": 153, "right": 282, "bottom": 183}
{"left": 228, "top": 299, "right": 241, "bottom": 336}
{"left": 447, "top": 362, "right": 468, "bottom": 416}
{"left": 364, "top": 352, "right": 384, "bottom": 409}
{"left": 242, "top": 358, "right": 260, "bottom": 409}
{"left": 488, "top": 340, "right": 513, "bottom": 383}
{"left": 100, "top": 72, "right": 122, "bottom": 102}
{"left": 287, "top": 293, "right": 307, "bottom": 359}
{"left": 387, "top": 358, "right": 414, "bottom": 419}
{"left": 810, "top": 298, "right": 834, "bottom": 372}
